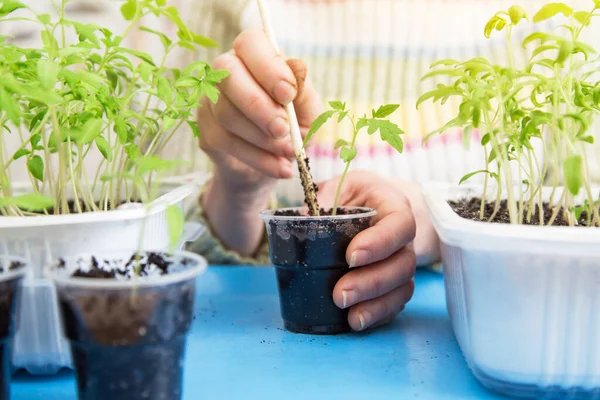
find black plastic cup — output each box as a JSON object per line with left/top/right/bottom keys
{"left": 260, "top": 207, "right": 376, "bottom": 335}
{"left": 0, "top": 257, "right": 27, "bottom": 400}
{"left": 44, "top": 251, "right": 206, "bottom": 400}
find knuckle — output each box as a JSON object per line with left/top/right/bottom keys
{"left": 244, "top": 93, "right": 265, "bottom": 112}
{"left": 364, "top": 274, "right": 383, "bottom": 299}
{"left": 212, "top": 52, "right": 237, "bottom": 72}
{"left": 232, "top": 29, "right": 260, "bottom": 54}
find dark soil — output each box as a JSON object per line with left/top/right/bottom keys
{"left": 274, "top": 208, "right": 364, "bottom": 217}
{"left": 449, "top": 197, "right": 591, "bottom": 226}
{"left": 0, "top": 260, "right": 24, "bottom": 273}
{"left": 267, "top": 207, "right": 373, "bottom": 334}
{"left": 70, "top": 253, "right": 174, "bottom": 279}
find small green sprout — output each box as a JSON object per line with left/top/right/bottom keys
{"left": 304, "top": 101, "right": 404, "bottom": 215}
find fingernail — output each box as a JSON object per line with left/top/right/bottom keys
{"left": 274, "top": 81, "right": 296, "bottom": 105}
{"left": 269, "top": 117, "right": 290, "bottom": 138}
{"left": 280, "top": 162, "right": 294, "bottom": 178}
{"left": 341, "top": 289, "right": 357, "bottom": 309}
{"left": 349, "top": 250, "right": 371, "bottom": 268}
{"left": 358, "top": 311, "right": 371, "bottom": 331}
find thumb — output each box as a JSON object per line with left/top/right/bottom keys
{"left": 286, "top": 59, "right": 307, "bottom": 99}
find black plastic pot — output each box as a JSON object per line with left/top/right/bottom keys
{"left": 0, "top": 258, "right": 27, "bottom": 400}
{"left": 260, "top": 207, "right": 375, "bottom": 335}
{"left": 44, "top": 251, "right": 206, "bottom": 400}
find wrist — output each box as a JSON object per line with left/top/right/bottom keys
{"left": 205, "top": 171, "right": 275, "bottom": 215}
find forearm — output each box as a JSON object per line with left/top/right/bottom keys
{"left": 202, "top": 172, "right": 273, "bottom": 257}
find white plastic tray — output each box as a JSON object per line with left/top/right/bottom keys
{"left": 422, "top": 182, "right": 600, "bottom": 398}
{"left": 2, "top": 180, "right": 207, "bottom": 374}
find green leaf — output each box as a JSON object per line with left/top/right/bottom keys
{"left": 579, "top": 135, "right": 594, "bottom": 144}
{"left": 573, "top": 11, "right": 591, "bottom": 26}
{"left": 340, "top": 147, "right": 357, "bottom": 163}
{"left": 27, "top": 155, "right": 44, "bottom": 181}
{"left": 125, "top": 144, "right": 141, "bottom": 161}
{"left": 372, "top": 104, "right": 400, "bottom": 118}
{"left": 0, "top": 1, "right": 26, "bottom": 17}
{"left": 120, "top": 0, "right": 137, "bottom": 21}
{"left": 356, "top": 118, "right": 368, "bottom": 131}
{"left": 115, "top": 47, "right": 155, "bottom": 66}
{"left": 41, "top": 30, "right": 58, "bottom": 55}
{"left": 369, "top": 120, "right": 405, "bottom": 153}
{"left": 329, "top": 101, "right": 345, "bottom": 111}
{"left": 156, "top": 0, "right": 167, "bottom": 6}
{"left": 0, "top": 87, "right": 20, "bottom": 125}
{"left": 114, "top": 118, "right": 129, "bottom": 143}
{"left": 76, "top": 118, "right": 103, "bottom": 144}
{"left": 334, "top": 139, "right": 349, "bottom": 149}
{"left": 508, "top": 5, "right": 528, "bottom": 24}
{"left": 337, "top": 111, "right": 348, "bottom": 122}
{"left": 37, "top": 13, "right": 51, "bottom": 24}
{"left": 459, "top": 170, "right": 496, "bottom": 184}
{"left": 37, "top": 59, "right": 58, "bottom": 90}
{"left": 192, "top": 33, "right": 218, "bottom": 48}
{"left": 162, "top": 115, "right": 176, "bottom": 131}
{"left": 166, "top": 205, "right": 184, "bottom": 252}
{"left": 201, "top": 83, "right": 220, "bottom": 104}
{"left": 186, "top": 119, "right": 200, "bottom": 138}
{"left": 532, "top": 3, "right": 573, "bottom": 22}
{"left": 175, "top": 76, "right": 199, "bottom": 88}
{"left": 0, "top": 194, "right": 54, "bottom": 211}
{"left": 555, "top": 40, "right": 573, "bottom": 64}
{"left": 564, "top": 155, "right": 583, "bottom": 195}
{"left": 136, "top": 156, "right": 180, "bottom": 175}
{"left": 484, "top": 16, "right": 504, "bottom": 38}
{"left": 95, "top": 136, "right": 112, "bottom": 161}
{"left": 139, "top": 26, "right": 172, "bottom": 48}
{"left": 12, "top": 149, "right": 30, "bottom": 160}
{"left": 304, "top": 110, "right": 336, "bottom": 147}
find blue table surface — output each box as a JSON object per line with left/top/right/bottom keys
{"left": 13, "top": 266, "right": 507, "bottom": 400}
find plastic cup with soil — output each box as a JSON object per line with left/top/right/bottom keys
{"left": 0, "top": 257, "right": 27, "bottom": 400}
{"left": 260, "top": 206, "right": 376, "bottom": 335}
{"left": 44, "top": 250, "right": 207, "bottom": 400}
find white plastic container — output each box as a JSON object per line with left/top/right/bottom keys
{"left": 2, "top": 181, "right": 207, "bottom": 375}
{"left": 422, "top": 182, "right": 600, "bottom": 399}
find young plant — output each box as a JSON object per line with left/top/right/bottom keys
{"left": 417, "top": 1, "right": 600, "bottom": 226}
{"left": 304, "top": 101, "right": 404, "bottom": 215}
{"left": 0, "top": 0, "right": 228, "bottom": 216}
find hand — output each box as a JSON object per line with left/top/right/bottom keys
{"left": 198, "top": 29, "right": 323, "bottom": 257}
{"left": 317, "top": 171, "right": 423, "bottom": 331}
{"left": 197, "top": 29, "right": 323, "bottom": 193}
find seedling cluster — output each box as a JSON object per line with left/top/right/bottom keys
{"left": 0, "top": 0, "right": 227, "bottom": 219}
{"left": 418, "top": 1, "right": 600, "bottom": 226}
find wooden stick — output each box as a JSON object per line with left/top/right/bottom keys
{"left": 256, "top": 0, "right": 320, "bottom": 216}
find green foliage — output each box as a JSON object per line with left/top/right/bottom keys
{"left": 0, "top": 0, "right": 228, "bottom": 221}
{"left": 305, "top": 102, "right": 404, "bottom": 212}
{"left": 418, "top": 2, "right": 600, "bottom": 226}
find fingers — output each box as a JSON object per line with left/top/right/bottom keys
{"left": 348, "top": 281, "right": 414, "bottom": 331}
{"left": 346, "top": 198, "right": 416, "bottom": 268}
{"left": 210, "top": 94, "right": 295, "bottom": 159}
{"left": 333, "top": 245, "right": 416, "bottom": 309}
{"left": 213, "top": 51, "right": 289, "bottom": 139}
{"left": 233, "top": 29, "right": 298, "bottom": 105}
{"left": 198, "top": 99, "right": 294, "bottom": 179}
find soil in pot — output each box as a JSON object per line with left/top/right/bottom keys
{"left": 0, "top": 260, "right": 26, "bottom": 400}
{"left": 47, "top": 251, "right": 205, "bottom": 400}
{"left": 449, "top": 198, "right": 591, "bottom": 226}
{"left": 261, "top": 207, "right": 375, "bottom": 335}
